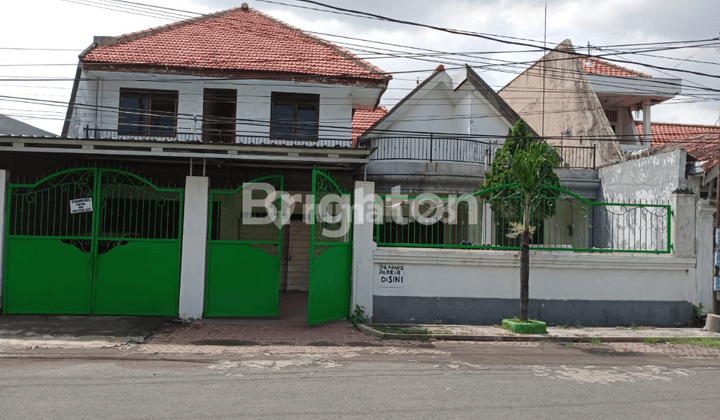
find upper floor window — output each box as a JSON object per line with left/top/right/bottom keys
{"left": 118, "top": 88, "right": 178, "bottom": 136}
{"left": 270, "top": 92, "right": 319, "bottom": 140}
{"left": 605, "top": 109, "right": 618, "bottom": 134}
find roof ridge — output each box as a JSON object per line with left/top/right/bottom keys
{"left": 581, "top": 56, "right": 651, "bottom": 78}
{"left": 248, "top": 8, "right": 390, "bottom": 81}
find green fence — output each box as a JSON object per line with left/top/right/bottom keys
{"left": 374, "top": 184, "right": 671, "bottom": 253}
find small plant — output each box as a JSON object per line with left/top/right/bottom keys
{"left": 693, "top": 303, "right": 704, "bottom": 316}
{"left": 589, "top": 338, "right": 603, "bottom": 345}
{"left": 565, "top": 342, "right": 574, "bottom": 348}
{"left": 629, "top": 324, "right": 645, "bottom": 330}
{"left": 557, "top": 324, "right": 570, "bottom": 329}
{"left": 347, "top": 305, "right": 368, "bottom": 325}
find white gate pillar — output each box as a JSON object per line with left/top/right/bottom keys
{"left": 352, "top": 181, "right": 377, "bottom": 321}
{"left": 0, "top": 170, "right": 8, "bottom": 308}
{"left": 178, "top": 176, "right": 209, "bottom": 320}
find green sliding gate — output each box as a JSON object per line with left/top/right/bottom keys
{"left": 205, "top": 175, "right": 283, "bottom": 317}
{"left": 308, "top": 169, "right": 352, "bottom": 325}
{"left": 3, "top": 167, "right": 184, "bottom": 315}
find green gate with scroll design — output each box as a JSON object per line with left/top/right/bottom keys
{"left": 308, "top": 169, "right": 352, "bottom": 325}
{"left": 3, "top": 168, "right": 183, "bottom": 315}
{"left": 205, "top": 175, "right": 283, "bottom": 317}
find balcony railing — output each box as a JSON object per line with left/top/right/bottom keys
{"left": 365, "top": 136, "right": 596, "bottom": 169}
{"left": 84, "top": 127, "right": 354, "bottom": 148}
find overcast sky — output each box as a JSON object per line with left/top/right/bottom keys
{"left": 1, "top": 0, "right": 719, "bottom": 134}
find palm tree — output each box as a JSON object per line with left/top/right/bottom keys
{"left": 481, "top": 120, "right": 560, "bottom": 321}
{"left": 506, "top": 142, "right": 560, "bottom": 320}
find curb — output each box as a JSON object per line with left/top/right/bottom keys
{"left": 355, "top": 324, "right": 678, "bottom": 343}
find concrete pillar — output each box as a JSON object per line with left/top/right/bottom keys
{"left": 671, "top": 191, "right": 696, "bottom": 258}
{"left": 0, "top": 170, "right": 7, "bottom": 308}
{"left": 351, "top": 181, "right": 377, "bottom": 321}
{"left": 697, "top": 203, "right": 716, "bottom": 314}
{"left": 642, "top": 101, "right": 651, "bottom": 144}
{"left": 178, "top": 176, "right": 210, "bottom": 320}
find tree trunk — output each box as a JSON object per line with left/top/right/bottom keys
{"left": 519, "top": 201, "right": 531, "bottom": 321}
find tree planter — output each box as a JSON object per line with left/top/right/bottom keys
{"left": 502, "top": 319, "right": 547, "bottom": 334}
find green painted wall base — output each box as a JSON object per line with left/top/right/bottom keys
{"left": 502, "top": 319, "right": 547, "bottom": 334}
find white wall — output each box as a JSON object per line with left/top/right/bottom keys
{"left": 372, "top": 248, "right": 696, "bottom": 302}
{"left": 67, "top": 70, "right": 358, "bottom": 141}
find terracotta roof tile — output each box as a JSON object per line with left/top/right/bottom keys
{"left": 637, "top": 131, "right": 720, "bottom": 170}
{"left": 81, "top": 7, "right": 389, "bottom": 82}
{"left": 579, "top": 57, "right": 651, "bottom": 78}
{"left": 351, "top": 107, "right": 387, "bottom": 146}
{"left": 635, "top": 121, "right": 720, "bottom": 146}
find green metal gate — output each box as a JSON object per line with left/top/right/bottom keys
{"left": 308, "top": 169, "right": 352, "bottom": 325}
{"left": 3, "top": 167, "right": 184, "bottom": 315}
{"left": 205, "top": 175, "right": 283, "bottom": 317}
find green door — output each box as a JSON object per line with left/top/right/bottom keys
{"left": 91, "top": 169, "right": 183, "bottom": 316}
{"left": 3, "top": 168, "right": 96, "bottom": 314}
{"left": 3, "top": 168, "right": 183, "bottom": 315}
{"left": 307, "top": 169, "right": 352, "bottom": 325}
{"left": 205, "top": 175, "right": 283, "bottom": 317}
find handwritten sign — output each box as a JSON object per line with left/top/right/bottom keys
{"left": 70, "top": 198, "right": 93, "bottom": 214}
{"left": 378, "top": 264, "right": 404, "bottom": 288}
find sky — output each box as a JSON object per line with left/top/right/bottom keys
{"left": 1, "top": 0, "right": 719, "bottom": 135}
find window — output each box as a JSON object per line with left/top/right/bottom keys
{"left": 605, "top": 109, "right": 618, "bottom": 134}
{"left": 118, "top": 88, "right": 179, "bottom": 136}
{"left": 270, "top": 92, "right": 319, "bottom": 140}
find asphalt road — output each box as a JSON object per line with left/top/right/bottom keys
{"left": 1, "top": 343, "right": 718, "bottom": 420}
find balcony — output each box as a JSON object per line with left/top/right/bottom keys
{"left": 364, "top": 136, "right": 596, "bottom": 169}
{"left": 84, "top": 127, "right": 354, "bottom": 148}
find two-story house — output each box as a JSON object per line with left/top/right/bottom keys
{"left": 498, "top": 39, "right": 682, "bottom": 164}
{"left": 0, "top": 4, "right": 390, "bottom": 324}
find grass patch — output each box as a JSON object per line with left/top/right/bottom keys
{"left": 642, "top": 337, "right": 720, "bottom": 348}
{"left": 565, "top": 343, "right": 574, "bottom": 348}
{"left": 589, "top": 338, "right": 603, "bottom": 345}
{"left": 557, "top": 324, "right": 571, "bottom": 329}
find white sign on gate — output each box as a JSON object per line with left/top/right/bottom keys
{"left": 70, "top": 198, "right": 93, "bottom": 214}
{"left": 378, "top": 264, "right": 404, "bottom": 288}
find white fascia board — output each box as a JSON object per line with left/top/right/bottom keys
{"left": 587, "top": 75, "right": 682, "bottom": 98}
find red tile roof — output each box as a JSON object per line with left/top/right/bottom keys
{"left": 579, "top": 57, "right": 650, "bottom": 78}
{"left": 639, "top": 131, "right": 720, "bottom": 171}
{"left": 351, "top": 107, "right": 387, "bottom": 146}
{"left": 81, "top": 6, "right": 389, "bottom": 83}
{"left": 635, "top": 121, "right": 720, "bottom": 146}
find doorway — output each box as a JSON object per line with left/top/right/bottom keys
{"left": 203, "top": 88, "right": 236, "bottom": 143}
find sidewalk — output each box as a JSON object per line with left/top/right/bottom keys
{"left": 359, "top": 323, "right": 720, "bottom": 342}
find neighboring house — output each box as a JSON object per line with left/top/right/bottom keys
{"left": 346, "top": 64, "right": 709, "bottom": 327}
{"left": 598, "top": 130, "right": 720, "bottom": 315}
{"left": 0, "top": 5, "right": 390, "bottom": 324}
{"left": 0, "top": 114, "right": 56, "bottom": 137}
{"left": 360, "top": 64, "right": 541, "bottom": 194}
{"left": 634, "top": 121, "right": 720, "bottom": 146}
{"left": 498, "top": 39, "right": 682, "bottom": 165}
